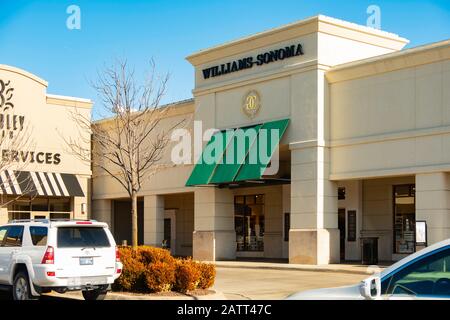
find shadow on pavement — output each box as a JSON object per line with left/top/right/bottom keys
{"left": 39, "top": 294, "right": 78, "bottom": 301}
{"left": 0, "top": 290, "right": 78, "bottom": 301}
{"left": 0, "top": 290, "right": 12, "bottom": 300}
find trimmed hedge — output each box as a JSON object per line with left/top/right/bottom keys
{"left": 145, "top": 261, "right": 176, "bottom": 292}
{"left": 173, "top": 259, "right": 201, "bottom": 293}
{"left": 197, "top": 262, "right": 216, "bottom": 289}
{"left": 113, "top": 246, "right": 216, "bottom": 293}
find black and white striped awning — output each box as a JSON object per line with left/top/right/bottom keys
{"left": 0, "top": 170, "right": 84, "bottom": 197}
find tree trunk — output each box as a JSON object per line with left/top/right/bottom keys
{"left": 131, "top": 192, "right": 138, "bottom": 247}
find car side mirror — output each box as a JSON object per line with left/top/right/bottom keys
{"left": 360, "top": 277, "right": 381, "bottom": 300}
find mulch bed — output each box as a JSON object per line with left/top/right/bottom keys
{"left": 186, "top": 289, "right": 215, "bottom": 296}
{"left": 112, "top": 289, "right": 216, "bottom": 297}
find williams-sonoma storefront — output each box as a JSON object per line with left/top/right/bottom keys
{"left": 91, "top": 15, "right": 450, "bottom": 265}
{"left": 0, "top": 65, "right": 91, "bottom": 223}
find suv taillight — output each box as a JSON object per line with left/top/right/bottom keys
{"left": 115, "top": 246, "right": 120, "bottom": 262}
{"left": 41, "top": 246, "right": 54, "bottom": 264}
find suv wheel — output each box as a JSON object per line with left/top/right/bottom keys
{"left": 13, "top": 271, "right": 37, "bottom": 300}
{"left": 82, "top": 289, "right": 107, "bottom": 301}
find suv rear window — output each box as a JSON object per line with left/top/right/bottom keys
{"left": 30, "top": 226, "right": 48, "bottom": 246}
{"left": 57, "top": 227, "right": 110, "bottom": 248}
{"left": 4, "top": 226, "right": 24, "bottom": 247}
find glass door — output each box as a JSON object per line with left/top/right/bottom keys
{"left": 234, "top": 195, "right": 264, "bottom": 252}
{"left": 393, "top": 184, "right": 416, "bottom": 254}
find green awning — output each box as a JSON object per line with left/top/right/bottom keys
{"left": 209, "top": 124, "right": 262, "bottom": 184}
{"left": 185, "top": 129, "right": 234, "bottom": 186}
{"left": 186, "top": 119, "right": 289, "bottom": 186}
{"left": 235, "top": 119, "right": 289, "bottom": 181}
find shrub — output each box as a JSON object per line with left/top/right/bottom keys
{"left": 113, "top": 246, "right": 147, "bottom": 291}
{"left": 113, "top": 246, "right": 216, "bottom": 293}
{"left": 145, "top": 261, "right": 176, "bottom": 292}
{"left": 197, "top": 263, "right": 216, "bottom": 289}
{"left": 173, "top": 259, "right": 201, "bottom": 293}
{"left": 139, "top": 246, "right": 175, "bottom": 265}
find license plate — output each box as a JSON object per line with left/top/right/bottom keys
{"left": 68, "top": 276, "right": 107, "bottom": 286}
{"left": 79, "top": 257, "right": 93, "bottom": 265}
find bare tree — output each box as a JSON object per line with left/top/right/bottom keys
{"left": 64, "top": 59, "right": 184, "bottom": 247}
{"left": 0, "top": 120, "right": 36, "bottom": 210}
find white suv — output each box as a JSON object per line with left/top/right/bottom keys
{"left": 0, "top": 219, "right": 123, "bottom": 300}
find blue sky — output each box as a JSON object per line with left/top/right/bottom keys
{"left": 0, "top": 0, "right": 449, "bottom": 119}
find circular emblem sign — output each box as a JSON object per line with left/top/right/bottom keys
{"left": 242, "top": 90, "right": 261, "bottom": 119}
{"left": 0, "top": 79, "right": 14, "bottom": 111}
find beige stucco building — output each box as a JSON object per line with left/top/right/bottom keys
{"left": 56, "top": 14, "right": 450, "bottom": 265}
{"left": 0, "top": 65, "right": 92, "bottom": 224}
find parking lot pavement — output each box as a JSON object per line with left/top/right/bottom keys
{"left": 0, "top": 289, "right": 78, "bottom": 301}
{"left": 213, "top": 267, "right": 367, "bottom": 300}
{"left": 0, "top": 268, "right": 366, "bottom": 300}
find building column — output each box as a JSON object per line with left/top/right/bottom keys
{"left": 264, "top": 186, "right": 283, "bottom": 258}
{"left": 73, "top": 176, "right": 89, "bottom": 219}
{"left": 289, "top": 145, "right": 339, "bottom": 264}
{"left": 193, "top": 187, "right": 235, "bottom": 261}
{"left": 416, "top": 172, "right": 450, "bottom": 245}
{"left": 144, "top": 195, "right": 164, "bottom": 247}
{"left": 92, "top": 199, "right": 112, "bottom": 227}
{"left": 0, "top": 207, "right": 8, "bottom": 225}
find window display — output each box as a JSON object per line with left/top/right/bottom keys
{"left": 393, "top": 185, "right": 415, "bottom": 254}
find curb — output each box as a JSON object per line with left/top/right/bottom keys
{"left": 106, "top": 292, "right": 193, "bottom": 300}
{"left": 46, "top": 289, "right": 226, "bottom": 300}
{"left": 191, "top": 290, "right": 227, "bottom": 300}
{"left": 213, "top": 263, "right": 385, "bottom": 276}
{"left": 109, "top": 290, "right": 226, "bottom": 300}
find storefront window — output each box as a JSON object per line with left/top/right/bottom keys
{"left": 10, "top": 198, "right": 31, "bottom": 212}
{"left": 5, "top": 197, "right": 71, "bottom": 220}
{"left": 235, "top": 196, "right": 244, "bottom": 204}
{"left": 394, "top": 184, "right": 415, "bottom": 254}
{"left": 50, "top": 212, "right": 71, "bottom": 219}
{"left": 8, "top": 212, "right": 31, "bottom": 220}
{"left": 31, "top": 197, "right": 49, "bottom": 211}
{"left": 234, "top": 194, "right": 264, "bottom": 252}
{"left": 1, "top": 196, "right": 17, "bottom": 208}
{"left": 338, "top": 187, "right": 346, "bottom": 200}
{"left": 49, "top": 198, "right": 71, "bottom": 212}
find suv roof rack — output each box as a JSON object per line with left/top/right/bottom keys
{"left": 8, "top": 219, "right": 50, "bottom": 224}
{"left": 8, "top": 219, "right": 97, "bottom": 224}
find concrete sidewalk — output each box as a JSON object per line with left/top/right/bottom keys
{"left": 211, "top": 260, "right": 390, "bottom": 275}
{"left": 45, "top": 289, "right": 226, "bottom": 300}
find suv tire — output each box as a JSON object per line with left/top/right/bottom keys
{"left": 82, "top": 289, "right": 107, "bottom": 301}
{"left": 13, "top": 271, "right": 38, "bottom": 300}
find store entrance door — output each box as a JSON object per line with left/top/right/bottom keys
{"left": 163, "top": 210, "right": 176, "bottom": 255}
{"left": 234, "top": 195, "right": 264, "bottom": 255}
{"left": 393, "top": 184, "right": 416, "bottom": 254}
